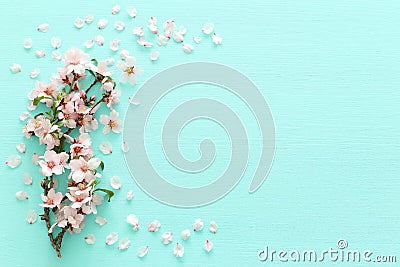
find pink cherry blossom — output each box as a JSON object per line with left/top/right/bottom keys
{"left": 117, "top": 56, "right": 143, "bottom": 85}
{"left": 99, "top": 110, "right": 122, "bottom": 134}
{"left": 69, "top": 156, "right": 101, "bottom": 183}
{"left": 38, "top": 151, "right": 68, "bottom": 176}
{"left": 62, "top": 47, "right": 90, "bottom": 75}
{"left": 40, "top": 188, "right": 63, "bottom": 208}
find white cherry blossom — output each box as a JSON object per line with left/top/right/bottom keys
{"left": 202, "top": 22, "right": 214, "bottom": 35}
{"left": 40, "top": 188, "right": 63, "bottom": 208}
{"left": 118, "top": 238, "right": 131, "bottom": 250}
{"left": 161, "top": 232, "right": 173, "bottom": 244}
{"left": 181, "top": 229, "right": 190, "bottom": 240}
{"left": 23, "top": 38, "right": 32, "bottom": 49}
{"left": 110, "top": 39, "right": 120, "bottom": 51}
{"left": 30, "top": 68, "right": 40, "bottom": 79}
{"left": 26, "top": 210, "right": 37, "bottom": 224}
{"left": 110, "top": 176, "right": 122, "bottom": 190}
{"left": 126, "top": 189, "right": 134, "bottom": 200}
{"left": 22, "top": 173, "right": 32, "bottom": 185}
{"left": 39, "top": 151, "right": 68, "bottom": 177}
{"left": 182, "top": 43, "right": 194, "bottom": 54}
{"left": 83, "top": 40, "right": 94, "bottom": 49}
{"left": 97, "top": 18, "right": 108, "bottom": 29}
{"left": 99, "top": 110, "right": 122, "bottom": 134}
{"left": 37, "top": 23, "right": 50, "bottom": 33}
{"left": 212, "top": 33, "right": 222, "bottom": 45}
{"left": 193, "top": 218, "right": 204, "bottom": 231}
{"left": 10, "top": 63, "right": 21, "bottom": 73}
{"left": 69, "top": 156, "right": 101, "bottom": 183}
{"left": 209, "top": 220, "right": 218, "bottom": 233}
{"left": 111, "top": 5, "right": 121, "bottom": 15}
{"left": 6, "top": 155, "right": 22, "bottom": 168}
{"left": 95, "top": 35, "right": 105, "bottom": 46}
{"left": 95, "top": 216, "right": 107, "bottom": 226}
{"left": 85, "top": 14, "right": 94, "bottom": 24}
{"left": 117, "top": 56, "right": 143, "bottom": 85}
{"left": 84, "top": 234, "right": 96, "bottom": 244}
{"left": 173, "top": 242, "right": 184, "bottom": 257}
{"left": 148, "top": 220, "right": 161, "bottom": 232}
{"left": 16, "top": 191, "right": 28, "bottom": 200}
{"left": 106, "top": 232, "right": 118, "bottom": 245}
{"left": 126, "top": 214, "right": 139, "bottom": 231}
{"left": 126, "top": 6, "right": 137, "bottom": 18}
{"left": 100, "top": 141, "right": 113, "bottom": 154}
{"left": 16, "top": 143, "right": 26, "bottom": 153}
{"left": 204, "top": 239, "right": 214, "bottom": 252}
{"left": 137, "top": 246, "right": 149, "bottom": 258}
{"left": 114, "top": 21, "right": 125, "bottom": 31}
{"left": 74, "top": 17, "right": 84, "bottom": 29}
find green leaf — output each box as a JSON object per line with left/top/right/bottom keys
{"left": 93, "top": 188, "right": 114, "bottom": 202}
{"left": 99, "top": 161, "right": 105, "bottom": 171}
{"left": 33, "top": 96, "right": 46, "bottom": 106}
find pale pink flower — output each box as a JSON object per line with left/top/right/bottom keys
{"left": 66, "top": 189, "right": 92, "bottom": 209}
{"left": 62, "top": 47, "right": 90, "bottom": 75}
{"left": 69, "top": 156, "right": 101, "bottom": 183}
{"left": 40, "top": 188, "right": 63, "bottom": 208}
{"left": 70, "top": 131, "right": 92, "bottom": 158}
{"left": 209, "top": 221, "right": 218, "bottom": 233}
{"left": 38, "top": 151, "right": 67, "bottom": 176}
{"left": 99, "top": 110, "right": 122, "bottom": 134}
{"left": 59, "top": 206, "right": 85, "bottom": 231}
{"left": 117, "top": 56, "right": 143, "bottom": 85}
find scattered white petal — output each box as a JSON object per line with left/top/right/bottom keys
{"left": 110, "top": 176, "right": 121, "bottom": 189}
{"left": 32, "top": 153, "right": 39, "bottom": 165}
{"left": 126, "top": 189, "right": 134, "bottom": 200}
{"left": 51, "top": 50, "right": 61, "bottom": 61}
{"left": 23, "top": 38, "right": 32, "bottom": 49}
{"left": 112, "top": 5, "right": 121, "bottom": 15}
{"left": 95, "top": 216, "right": 107, "bottom": 226}
{"left": 148, "top": 24, "right": 158, "bottom": 34}
{"left": 120, "top": 49, "right": 129, "bottom": 60}
{"left": 16, "top": 143, "right": 26, "bottom": 153}
{"left": 30, "top": 68, "right": 40, "bottom": 79}
{"left": 104, "top": 57, "right": 115, "bottom": 66}
{"left": 83, "top": 40, "right": 94, "bottom": 49}
{"left": 98, "top": 18, "right": 108, "bottom": 29}
{"left": 148, "top": 220, "right": 161, "bottom": 232}
{"left": 85, "top": 14, "right": 94, "bottom": 24}
{"left": 35, "top": 50, "right": 45, "bottom": 58}
{"left": 132, "top": 27, "right": 144, "bottom": 37}
{"left": 150, "top": 50, "right": 160, "bottom": 61}
{"left": 202, "top": 22, "right": 214, "bottom": 35}
{"left": 209, "top": 221, "right": 218, "bottom": 233}
{"left": 181, "top": 229, "right": 190, "bottom": 240}
{"left": 22, "top": 173, "right": 33, "bottom": 185}
{"left": 157, "top": 34, "right": 170, "bottom": 46}
{"left": 193, "top": 218, "right": 204, "bottom": 232}
{"left": 204, "top": 239, "right": 214, "bottom": 252}
{"left": 19, "top": 112, "right": 30, "bottom": 121}
{"left": 100, "top": 141, "right": 113, "bottom": 155}
{"left": 193, "top": 36, "right": 202, "bottom": 44}
{"left": 110, "top": 39, "right": 120, "bottom": 51}
{"left": 16, "top": 191, "right": 28, "bottom": 200}
{"left": 74, "top": 17, "right": 85, "bottom": 29}
{"left": 114, "top": 21, "right": 125, "bottom": 31}
{"left": 37, "top": 23, "right": 49, "bottom": 33}
{"left": 85, "top": 234, "right": 96, "bottom": 244}
{"left": 163, "top": 20, "right": 176, "bottom": 33}
{"left": 105, "top": 232, "right": 118, "bottom": 245}
{"left": 26, "top": 210, "right": 37, "bottom": 224}
{"left": 178, "top": 26, "right": 187, "bottom": 35}
{"left": 148, "top": 17, "right": 157, "bottom": 25}
{"left": 121, "top": 141, "right": 130, "bottom": 153}
{"left": 51, "top": 37, "right": 61, "bottom": 49}
{"left": 137, "top": 246, "right": 149, "bottom": 258}
{"left": 212, "top": 33, "right": 222, "bottom": 45}
{"left": 126, "top": 214, "right": 139, "bottom": 231}
{"left": 129, "top": 97, "right": 140, "bottom": 105}
{"left": 173, "top": 242, "right": 184, "bottom": 257}
{"left": 10, "top": 63, "right": 21, "bottom": 73}
{"left": 6, "top": 155, "right": 22, "bottom": 168}
{"left": 95, "top": 35, "right": 105, "bottom": 46}
{"left": 161, "top": 232, "right": 173, "bottom": 244}
{"left": 118, "top": 237, "right": 131, "bottom": 250}
{"left": 182, "top": 43, "right": 194, "bottom": 54}
{"left": 172, "top": 31, "right": 184, "bottom": 43}
{"left": 137, "top": 37, "right": 152, "bottom": 47}
{"left": 126, "top": 6, "right": 137, "bottom": 18}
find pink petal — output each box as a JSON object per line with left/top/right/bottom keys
{"left": 85, "top": 234, "right": 96, "bottom": 244}
{"left": 118, "top": 238, "right": 131, "bottom": 250}
{"left": 16, "top": 191, "right": 28, "bottom": 200}
{"left": 26, "top": 210, "right": 37, "bottom": 224}
{"left": 37, "top": 23, "right": 49, "bottom": 33}
{"left": 6, "top": 155, "right": 22, "bottom": 168}
{"left": 95, "top": 216, "right": 107, "bottom": 226}
{"left": 16, "top": 143, "right": 26, "bottom": 153}
{"left": 111, "top": 5, "right": 121, "bottom": 15}
{"left": 100, "top": 141, "right": 113, "bottom": 155}
{"left": 181, "top": 229, "right": 190, "bottom": 240}
{"left": 202, "top": 22, "right": 214, "bottom": 35}
{"left": 193, "top": 218, "right": 204, "bottom": 231}
{"left": 137, "top": 246, "right": 149, "bottom": 258}
{"left": 19, "top": 112, "right": 30, "bottom": 121}
{"left": 110, "top": 176, "right": 121, "bottom": 189}
{"left": 105, "top": 232, "right": 118, "bottom": 245}
{"left": 173, "top": 242, "right": 184, "bottom": 257}
{"left": 74, "top": 17, "right": 84, "bottom": 29}
{"left": 204, "top": 239, "right": 214, "bottom": 252}
{"left": 22, "top": 173, "right": 33, "bottom": 185}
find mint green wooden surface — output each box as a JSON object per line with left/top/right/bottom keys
{"left": 0, "top": 0, "right": 399, "bottom": 266}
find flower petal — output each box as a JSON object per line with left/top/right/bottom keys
{"left": 120, "top": 49, "right": 129, "bottom": 60}
{"left": 126, "top": 190, "right": 134, "bottom": 200}
{"left": 19, "top": 112, "right": 30, "bottom": 121}
{"left": 84, "top": 40, "right": 94, "bottom": 49}
{"left": 204, "top": 239, "right": 214, "bottom": 252}
{"left": 137, "top": 246, "right": 149, "bottom": 258}
{"left": 193, "top": 218, "right": 204, "bottom": 231}
{"left": 114, "top": 21, "right": 125, "bottom": 31}
{"left": 52, "top": 51, "right": 61, "bottom": 61}
{"left": 85, "top": 234, "right": 96, "bottom": 244}
{"left": 37, "top": 23, "right": 50, "bottom": 33}
{"left": 161, "top": 232, "right": 173, "bottom": 244}
{"left": 35, "top": 50, "right": 45, "bottom": 58}
{"left": 173, "top": 242, "right": 184, "bottom": 257}
{"left": 98, "top": 18, "right": 108, "bottom": 29}
{"left": 118, "top": 237, "right": 131, "bottom": 250}
{"left": 6, "top": 155, "right": 22, "bottom": 168}
{"left": 105, "top": 232, "right": 118, "bottom": 245}
{"left": 30, "top": 68, "right": 40, "bottom": 79}
{"left": 121, "top": 141, "right": 130, "bottom": 153}
{"left": 150, "top": 50, "right": 160, "bottom": 61}
{"left": 95, "top": 35, "right": 105, "bottom": 46}
{"left": 209, "top": 221, "right": 218, "bottom": 233}
{"left": 112, "top": 5, "right": 121, "bottom": 15}
{"left": 181, "top": 229, "right": 190, "bottom": 240}
{"left": 133, "top": 27, "right": 144, "bottom": 37}
{"left": 85, "top": 14, "right": 94, "bottom": 24}
{"left": 212, "top": 33, "right": 222, "bottom": 45}
{"left": 126, "top": 214, "right": 139, "bottom": 230}
{"left": 110, "top": 176, "right": 121, "bottom": 189}
{"left": 74, "top": 17, "right": 84, "bottom": 29}
{"left": 193, "top": 36, "right": 202, "bottom": 44}
{"left": 16, "top": 191, "right": 28, "bottom": 200}
{"left": 129, "top": 97, "right": 140, "bottom": 105}
{"left": 16, "top": 143, "right": 26, "bottom": 153}
{"left": 110, "top": 39, "right": 120, "bottom": 51}
{"left": 100, "top": 141, "right": 112, "bottom": 155}
{"left": 202, "top": 22, "right": 214, "bottom": 35}
{"left": 51, "top": 37, "right": 61, "bottom": 49}
{"left": 10, "top": 63, "right": 21, "bottom": 73}
{"left": 23, "top": 38, "right": 32, "bottom": 49}
{"left": 148, "top": 220, "right": 161, "bottom": 232}
{"left": 32, "top": 153, "right": 39, "bottom": 165}
{"left": 182, "top": 43, "right": 194, "bottom": 54}
{"left": 22, "top": 173, "right": 32, "bottom": 185}
{"left": 26, "top": 210, "right": 37, "bottom": 224}
{"left": 95, "top": 216, "right": 107, "bottom": 226}
{"left": 126, "top": 6, "right": 137, "bottom": 18}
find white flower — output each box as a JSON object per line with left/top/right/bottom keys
{"left": 110, "top": 176, "right": 122, "bottom": 189}
{"left": 117, "top": 56, "right": 144, "bottom": 85}
{"left": 95, "top": 216, "right": 107, "bottom": 226}
{"left": 69, "top": 156, "right": 101, "bottom": 183}
{"left": 106, "top": 232, "right": 118, "bottom": 245}
{"left": 137, "top": 246, "right": 149, "bottom": 258}
{"left": 38, "top": 151, "right": 68, "bottom": 177}
{"left": 212, "top": 33, "right": 222, "bottom": 45}
{"left": 37, "top": 23, "right": 49, "bottom": 33}
{"left": 137, "top": 37, "right": 153, "bottom": 47}
{"left": 85, "top": 14, "right": 94, "bottom": 24}
{"left": 35, "top": 50, "right": 45, "bottom": 58}
{"left": 133, "top": 27, "right": 144, "bottom": 37}
{"left": 6, "top": 155, "right": 22, "bottom": 168}
{"left": 85, "top": 234, "right": 96, "bottom": 244}
{"left": 19, "top": 112, "right": 30, "bottom": 121}
{"left": 173, "top": 242, "right": 184, "bottom": 257}
{"left": 23, "top": 38, "right": 32, "bottom": 49}
{"left": 126, "top": 214, "right": 139, "bottom": 231}
{"left": 95, "top": 35, "right": 105, "bottom": 46}
{"left": 40, "top": 188, "right": 63, "bottom": 208}
{"left": 83, "top": 40, "right": 94, "bottom": 49}
{"left": 161, "top": 232, "right": 173, "bottom": 244}
{"left": 181, "top": 229, "right": 190, "bottom": 240}
{"left": 98, "top": 18, "right": 108, "bottom": 29}
{"left": 118, "top": 238, "right": 131, "bottom": 250}
{"left": 100, "top": 141, "right": 113, "bottom": 154}
{"left": 204, "top": 240, "right": 213, "bottom": 252}
{"left": 126, "top": 190, "right": 134, "bottom": 200}
{"left": 32, "top": 153, "right": 40, "bottom": 165}
{"left": 62, "top": 47, "right": 90, "bottom": 75}
{"left": 209, "top": 221, "right": 218, "bottom": 233}
{"left": 157, "top": 34, "right": 170, "bottom": 46}
{"left": 52, "top": 51, "right": 61, "bottom": 61}
{"left": 182, "top": 43, "right": 194, "bottom": 54}
{"left": 111, "top": 5, "right": 121, "bottom": 15}
{"left": 202, "top": 22, "right": 214, "bottom": 35}
{"left": 110, "top": 39, "right": 120, "bottom": 51}
{"left": 51, "top": 37, "right": 61, "bottom": 49}
{"left": 16, "top": 143, "right": 26, "bottom": 153}
{"left": 193, "top": 218, "right": 204, "bottom": 231}
{"left": 126, "top": 6, "right": 137, "bottom": 18}
{"left": 114, "top": 21, "right": 125, "bottom": 31}
{"left": 99, "top": 110, "right": 122, "bottom": 134}
{"left": 30, "top": 68, "right": 40, "bottom": 79}
{"left": 10, "top": 63, "right": 21, "bottom": 73}
{"left": 22, "top": 173, "right": 32, "bottom": 185}
{"left": 148, "top": 220, "right": 161, "bottom": 232}
{"left": 26, "top": 210, "right": 37, "bottom": 224}
{"left": 193, "top": 36, "right": 202, "bottom": 44}
{"left": 16, "top": 191, "right": 28, "bottom": 200}
{"left": 120, "top": 49, "right": 129, "bottom": 60}
{"left": 172, "top": 31, "right": 184, "bottom": 43}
